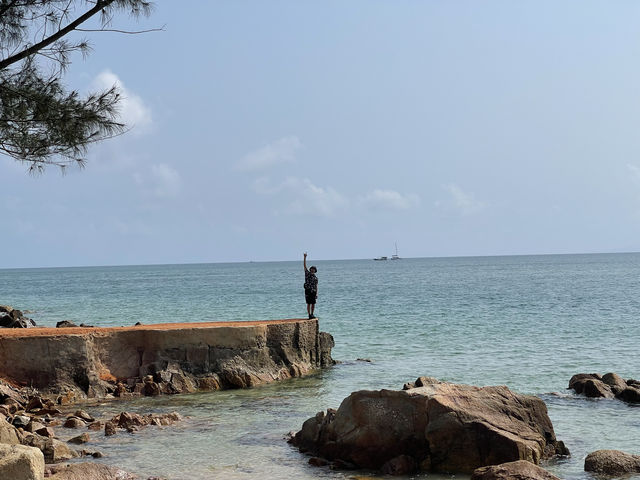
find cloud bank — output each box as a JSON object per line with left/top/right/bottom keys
{"left": 236, "top": 136, "right": 302, "bottom": 172}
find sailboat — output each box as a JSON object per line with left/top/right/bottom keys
{"left": 391, "top": 242, "right": 401, "bottom": 260}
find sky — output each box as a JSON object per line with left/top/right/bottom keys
{"left": 3, "top": 1, "right": 640, "bottom": 268}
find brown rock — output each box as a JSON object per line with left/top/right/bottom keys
{"left": 104, "top": 422, "right": 116, "bottom": 436}
{"left": 602, "top": 372, "right": 627, "bottom": 390}
{"left": 0, "top": 443, "right": 44, "bottom": 480}
{"left": 87, "top": 421, "right": 102, "bottom": 431}
{"left": 73, "top": 410, "right": 95, "bottom": 422}
{"left": 45, "top": 462, "right": 137, "bottom": 480}
{"left": 198, "top": 375, "right": 221, "bottom": 391}
{"left": 63, "top": 417, "right": 86, "bottom": 428}
{"left": 568, "top": 373, "right": 602, "bottom": 394}
{"left": 293, "top": 381, "right": 568, "bottom": 474}
{"left": 309, "top": 457, "right": 329, "bottom": 467}
{"left": 34, "top": 427, "right": 55, "bottom": 438}
{"left": 25, "top": 396, "right": 44, "bottom": 412}
{"left": 584, "top": 449, "right": 640, "bottom": 475}
{"left": 381, "top": 455, "right": 418, "bottom": 475}
{"left": 67, "top": 433, "right": 90, "bottom": 444}
{"left": 616, "top": 386, "right": 640, "bottom": 403}
{"left": 582, "top": 379, "right": 614, "bottom": 398}
{"left": 0, "top": 416, "right": 20, "bottom": 444}
{"left": 25, "top": 419, "right": 46, "bottom": 433}
{"left": 20, "top": 433, "right": 79, "bottom": 463}
{"left": 471, "top": 460, "right": 561, "bottom": 480}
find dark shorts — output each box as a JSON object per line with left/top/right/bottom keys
{"left": 305, "top": 289, "right": 317, "bottom": 305}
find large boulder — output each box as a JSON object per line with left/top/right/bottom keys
{"left": 0, "top": 444, "right": 45, "bottom": 480}
{"left": 292, "top": 379, "right": 569, "bottom": 474}
{"left": 584, "top": 450, "right": 640, "bottom": 476}
{"left": 569, "top": 372, "right": 640, "bottom": 404}
{"left": 0, "top": 416, "right": 20, "bottom": 445}
{"left": 471, "top": 460, "right": 560, "bottom": 480}
{"left": 46, "top": 462, "right": 138, "bottom": 479}
{"left": 0, "top": 305, "right": 36, "bottom": 328}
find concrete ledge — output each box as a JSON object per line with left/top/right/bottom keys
{"left": 0, "top": 319, "right": 334, "bottom": 400}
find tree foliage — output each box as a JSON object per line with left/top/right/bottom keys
{"left": 0, "top": 0, "right": 153, "bottom": 172}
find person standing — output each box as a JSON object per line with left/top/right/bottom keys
{"left": 303, "top": 252, "right": 318, "bottom": 319}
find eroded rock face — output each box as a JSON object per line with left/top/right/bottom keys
{"left": 0, "top": 444, "right": 45, "bottom": 480}
{"left": 471, "top": 460, "right": 561, "bottom": 480}
{"left": 569, "top": 373, "right": 640, "bottom": 404}
{"left": 292, "top": 378, "right": 569, "bottom": 474}
{"left": 0, "top": 319, "right": 334, "bottom": 402}
{"left": 584, "top": 450, "right": 640, "bottom": 476}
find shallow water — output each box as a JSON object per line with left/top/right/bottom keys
{"left": 2, "top": 254, "right": 640, "bottom": 478}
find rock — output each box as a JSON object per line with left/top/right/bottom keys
{"left": 0, "top": 416, "right": 20, "bottom": 444}
{"left": 616, "top": 386, "right": 640, "bottom": 403}
{"left": 56, "top": 320, "right": 78, "bottom": 328}
{"left": 73, "top": 410, "right": 95, "bottom": 422}
{"left": 12, "top": 414, "right": 31, "bottom": 428}
{"left": 602, "top": 372, "right": 627, "bottom": 390}
{"left": 471, "top": 460, "right": 561, "bottom": 480}
{"left": 87, "top": 421, "right": 102, "bottom": 431}
{"left": 584, "top": 450, "right": 640, "bottom": 475}
{"left": 0, "top": 382, "right": 27, "bottom": 404}
{"left": 20, "top": 433, "right": 79, "bottom": 463}
{"left": 35, "top": 426, "right": 55, "bottom": 438}
{"left": 294, "top": 381, "right": 569, "bottom": 474}
{"left": 570, "top": 372, "right": 640, "bottom": 405}
{"left": 63, "top": 417, "right": 86, "bottom": 428}
{"left": 25, "top": 419, "right": 46, "bottom": 433}
{"left": 198, "top": 375, "right": 221, "bottom": 391}
{"left": 309, "top": 457, "right": 329, "bottom": 467}
{"left": 381, "top": 455, "right": 418, "bottom": 475}
{"left": 25, "top": 396, "right": 44, "bottom": 412}
{"left": 0, "top": 444, "right": 45, "bottom": 480}
{"left": 45, "top": 462, "right": 138, "bottom": 480}
{"left": 104, "top": 421, "right": 117, "bottom": 436}
{"left": 67, "top": 433, "right": 90, "bottom": 444}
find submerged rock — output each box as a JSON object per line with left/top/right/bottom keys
{"left": 293, "top": 378, "right": 568, "bottom": 474}
{"left": 45, "top": 462, "right": 138, "bottom": 480}
{"left": 569, "top": 372, "right": 640, "bottom": 404}
{"left": 584, "top": 449, "right": 640, "bottom": 476}
{"left": 471, "top": 460, "right": 561, "bottom": 480}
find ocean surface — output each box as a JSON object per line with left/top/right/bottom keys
{"left": 1, "top": 253, "right": 639, "bottom": 479}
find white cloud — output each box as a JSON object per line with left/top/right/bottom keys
{"left": 236, "top": 136, "right": 302, "bottom": 172}
{"left": 133, "top": 163, "right": 182, "bottom": 198}
{"left": 439, "top": 183, "right": 485, "bottom": 215}
{"left": 91, "top": 70, "right": 152, "bottom": 133}
{"left": 254, "top": 176, "right": 349, "bottom": 217}
{"left": 358, "top": 189, "right": 420, "bottom": 211}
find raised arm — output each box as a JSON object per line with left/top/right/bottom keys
{"left": 303, "top": 252, "right": 308, "bottom": 271}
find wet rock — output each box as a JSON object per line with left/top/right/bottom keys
{"left": 294, "top": 380, "right": 568, "bottom": 474}
{"left": 0, "top": 306, "right": 36, "bottom": 328}
{"left": 617, "top": 386, "right": 640, "bottom": 403}
{"left": 67, "top": 433, "right": 90, "bottom": 444}
{"left": 45, "top": 462, "right": 138, "bottom": 480}
{"left": 198, "top": 375, "right": 221, "bottom": 391}
{"left": 56, "top": 320, "right": 77, "bottom": 328}
{"left": 0, "top": 444, "right": 44, "bottom": 480}
{"left": 471, "top": 460, "right": 561, "bottom": 480}
{"left": 63, "top": 417, "right": 86, "bottom": 428}
{"left": 73, "top": 410, "right": 95, "bottom": 422}
{"left": 309, "top": 457, "right": 329, "bottom": 467}
{"left": 381, "top": 455, "right": 418, "bottom": 475}
{"left": 582, "top": 378, "right": 614, "bottom": 398}
{"left": 104, "top": 421, "right": 117, "bottom": 436}
{"left": 584, "top": 449, "right": 640, "bottom": 475}
{"left": 570, "top": 372, "right": 640, "bottom": 405}
{"left": 87, "top": 421, "right": 102, "bottom": 431}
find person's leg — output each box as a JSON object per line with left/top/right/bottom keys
{"left": 310, "top": 303, "right": 315, "bottom": 316}
{"left": 306, "top": 303, "right": 311, "bottom": 316}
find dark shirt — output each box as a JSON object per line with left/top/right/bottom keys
{"left": 304, "top": 270, "right": 318, "bottom": 292}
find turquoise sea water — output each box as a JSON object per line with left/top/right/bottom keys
{"left": 1, "top": 254, "right": 639, "bottom": 479}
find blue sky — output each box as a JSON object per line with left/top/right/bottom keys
{"left": 3, "top": 1, "right": 640, "bottom": 267}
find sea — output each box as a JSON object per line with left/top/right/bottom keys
{"left": 1, "top": 253, "right": 639, "bottom": 479}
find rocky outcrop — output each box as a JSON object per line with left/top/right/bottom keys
{"left": 292, "top": 378, "right": 568, "bottom": 475}
{"left": 569, "top": 373, "right": 640, "bottom": 404}
{"left": 0, "top": 305, "right": 36, "bottom": 328}
{"left": 0, "top": 319, "right": 334, "bottom": 401}
{"left": 105, "top": 411, "right": 182, "bottom": 435}
{"left": 45, "top": 462, "right": 138, "bottom": 480}
{"left": 584, "top": 450, "right": 640, "bottom": 476}
{"left": 471, "top": 460, "right": 561, "bottom": 480}
{"left": 0, "top": 444, "right": 45, "bottom": 480}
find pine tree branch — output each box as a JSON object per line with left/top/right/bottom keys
{"left": 0, "top": 0, "right": 116, "bottom": 70}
